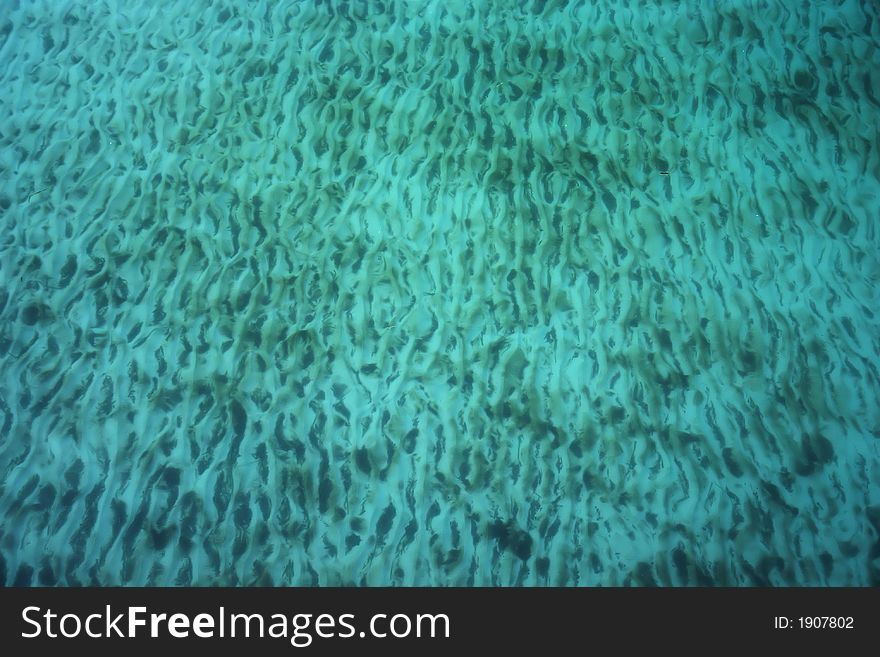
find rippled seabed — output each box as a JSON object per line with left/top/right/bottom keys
{"left": 1, "top": 0, "right": 879, "bottom": 586}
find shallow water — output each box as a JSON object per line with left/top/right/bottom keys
{"left": 0, "top": 0, "right": 878, "bottom": 586}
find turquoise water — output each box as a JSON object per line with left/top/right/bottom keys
{"left": 0, "top": 0, "right": 878, "bottom": 586}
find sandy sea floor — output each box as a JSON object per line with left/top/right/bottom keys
{"left": 0, "top": 0, "right": 878, "bottom": 585}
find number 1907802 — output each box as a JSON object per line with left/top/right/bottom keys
{"left": 774, "top": 617, "right": 854, "bottom": 629}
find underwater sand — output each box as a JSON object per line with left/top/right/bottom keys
{"left": 0, "top": 0, "right": 878, "bottom": 585}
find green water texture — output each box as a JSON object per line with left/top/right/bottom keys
{"left": 0, "top": 0, "right": 878, "bottom": 585}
